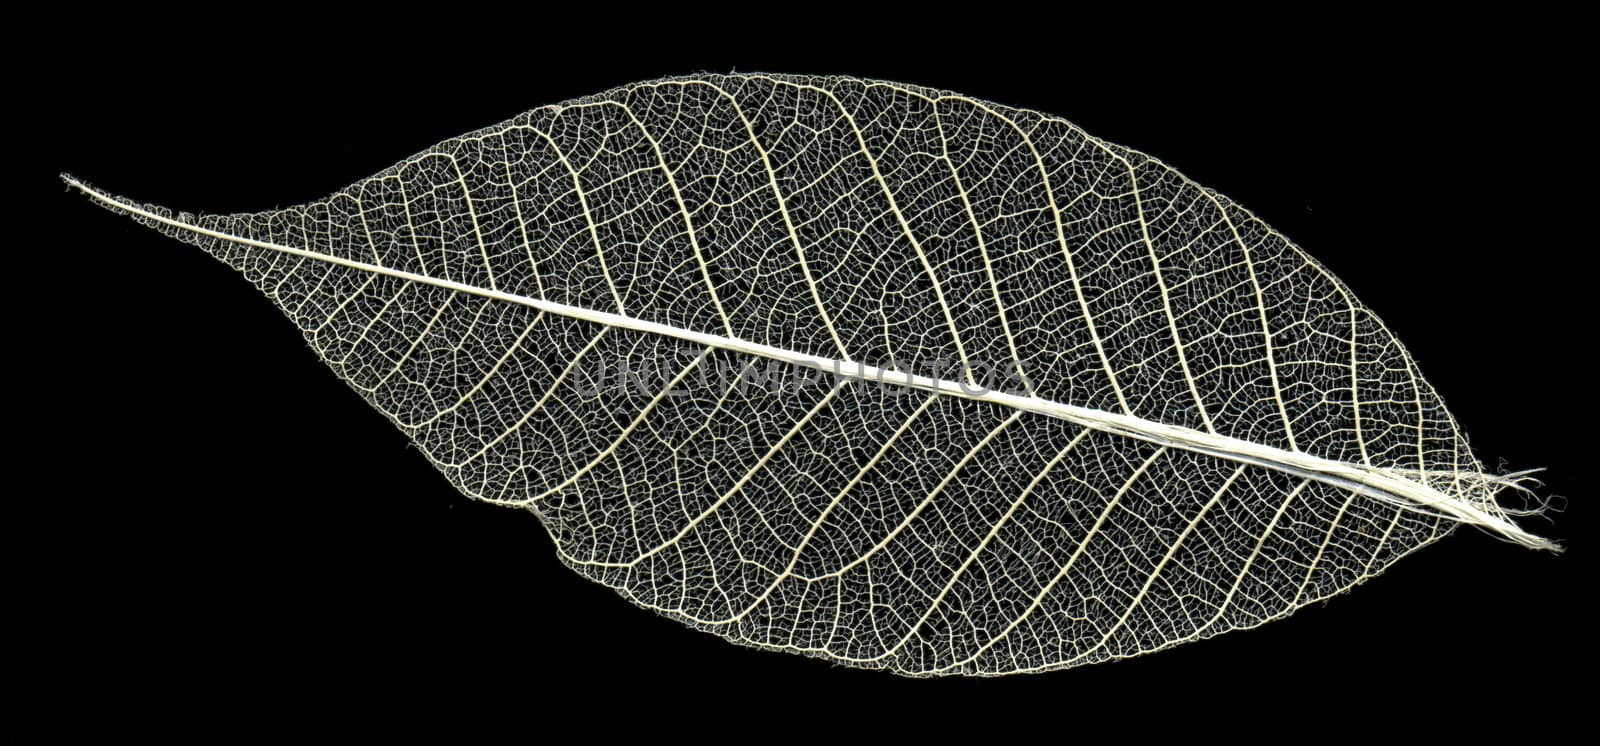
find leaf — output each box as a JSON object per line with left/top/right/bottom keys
{"left": 63, "top": 73, "right": 1556, "bottom": 676}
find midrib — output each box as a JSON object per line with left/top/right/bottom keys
{"left": 66, "top": 176, "right": 1553, "bottom": 551}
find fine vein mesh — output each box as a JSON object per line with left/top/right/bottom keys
{"left": 78, "top": 73, "right": 1538, "bottom": 676}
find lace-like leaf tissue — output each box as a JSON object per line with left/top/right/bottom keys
{"left": 65, "top": 73, "right": 1556, "bottom": 677}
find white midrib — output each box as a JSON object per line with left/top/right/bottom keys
{"left": 66, "top": 176, "right": 1555, "bottom": 551}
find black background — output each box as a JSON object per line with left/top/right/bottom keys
{"left": 30, "top": 13, "right": 1587, "bottom": 736}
